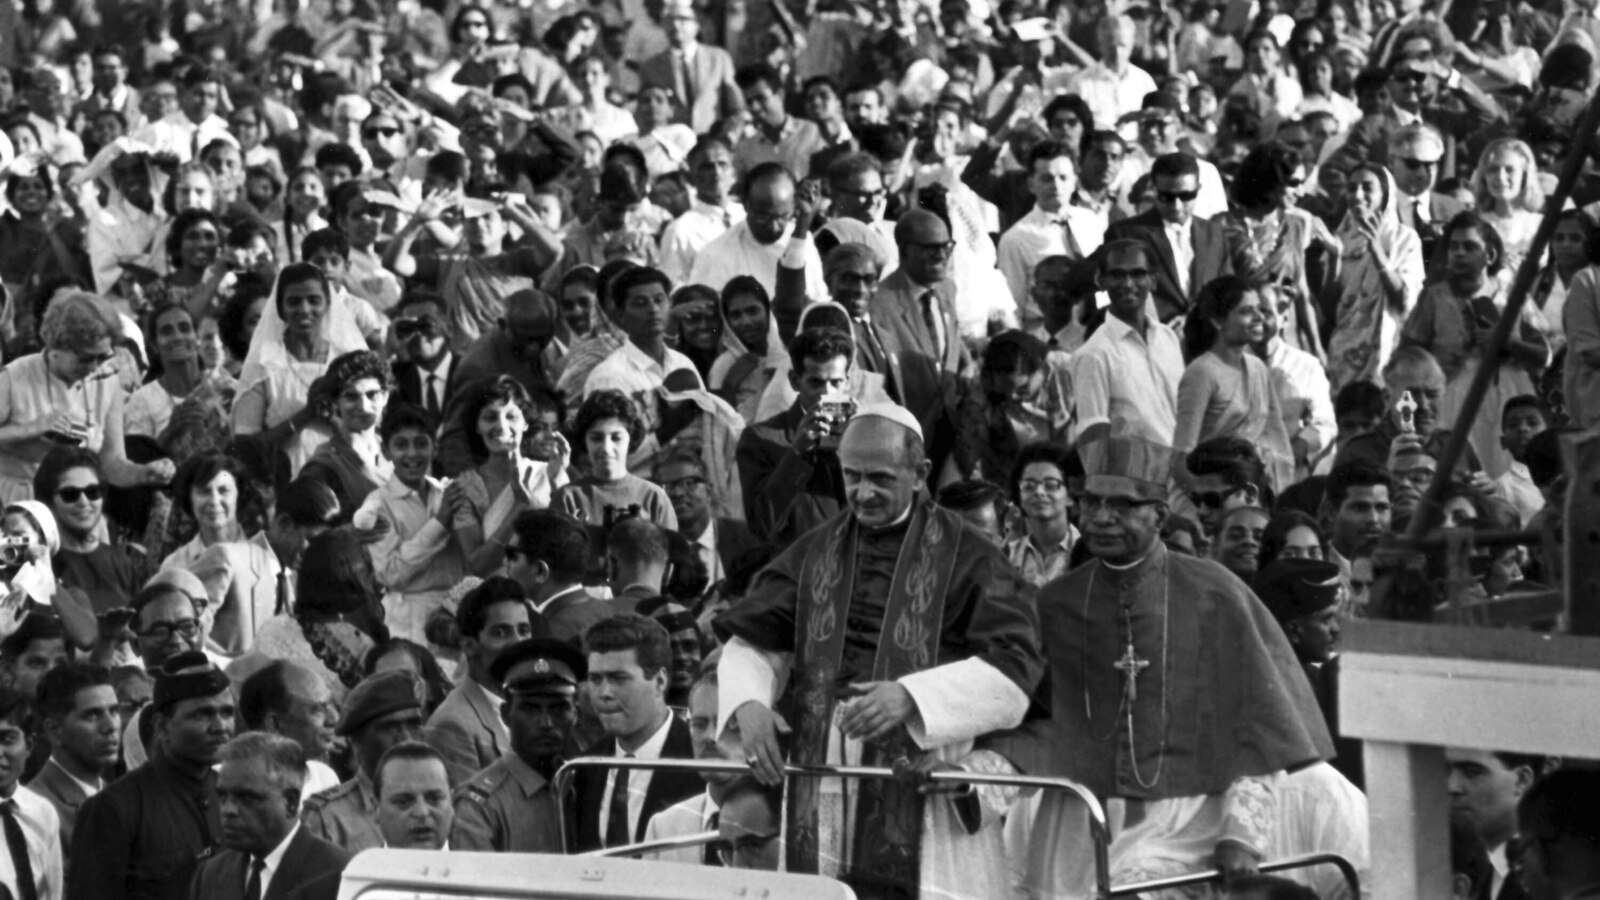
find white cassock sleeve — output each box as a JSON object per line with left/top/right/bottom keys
{"left": 899, "top": 657, "right": 1030, "bottom": 750}
{"left": 715, "top": 636, "right": 792, "bottom": 738}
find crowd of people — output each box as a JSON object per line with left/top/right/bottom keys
{"left": 2, "top": 0, "right": 1600, "bottom": 894}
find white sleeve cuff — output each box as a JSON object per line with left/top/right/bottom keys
{"left": 715, "top": 636, "right": 791, "bottom": 738}
{"left": 901, "top": 657, "right": 1029, "bottom": 749}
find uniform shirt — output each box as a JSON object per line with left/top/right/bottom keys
{"left": 0, "top": 786, "right": 62, "bottom": 900}
{"left": 300, "top": 775, "right": 382, "bottom": 856}
{"left": 1067, "top": 311, "right": 1184, "bottom": 445}
{"left": 450, "top": 753, "right": 563, "bottom": 853}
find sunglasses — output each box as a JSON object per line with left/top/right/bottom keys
{"left": 1399, "top": 157, "right": 1438, "bottom": 169}
{"left": 1157, "top": 189, "right": 1199, "bottom": 202}
{"left": 56, "top": 484, "right": 104, "bottom": 503}
{"left": 394, "top": 317, "right": 441, "bottom": 339}
{"left": 1392, "top": 71, "right": 1429, "bottom": 85}
{"left": 364, "top": 126, "right": 401, "bottom": 139}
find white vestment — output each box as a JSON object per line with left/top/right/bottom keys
{"left": 717, "top": 637, "right": 1029, "bottom": 899}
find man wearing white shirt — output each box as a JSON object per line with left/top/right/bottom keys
{"left": 998, "top": 140, "right": 1104, "bottom": 330}
{"left": 0, "top": 688, "right": 61, "bottom": 900}
{"left": 1263, "top": 288, "right": 1338, "bottom": 476}
{"left": 688, "top": 163, "right": 825, "bottom": 299}
{"left": 643, "top": 669, "right": 737, "bottom": 865}
{"left": 1063, "top": 16, "right": 1156, "bottom": 141}
{"left": 585, "top": 266, "right": 698, "bottom": 407}
{"left": 1068, "top": 240, "right": 1184, "bottom": 446}
{"left": 373, "top": 742, "right": 455, "bottom": 851}
{"left": 660, "top": 138, "right": 745, "bottom": 285}
{"left": 133, "top": 67, "right": 233, "bottom": 163}
{"left": 193, "top": 732, "right": 350, "bottom": 900}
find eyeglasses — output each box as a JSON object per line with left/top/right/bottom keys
{"left": 1101, "top": 267, "right": 1151, "bottom": 283}
{"left": 911, "top": 240, "right": 956, "bottom": 257}
{"left": 1081, "top": 494, "right": 1160, "bottom": 515}
{"left": 1399, "top": 157, "right": 1438, "bottom": 170}
{"left": 55, "top": 484, "right": 104, "bottom": 503}
{"left": 363, "top": 126, "right": 401, "bottom": 139}
{"left": 393, "top": 317, "right": 441, "bottom": 339}
{"left": 1392, "top": 71, "right": 1428, "bottom": 85}
{"left": 659, "top": 475, "right": 707, "bottom": 492}
{"left": 1157, "top": 189, "right": 1199, "bottom": 203}
{"left": 1187, "top": 487, "right": 1243, "bottom": 509}
{"left": 1018, "top": 478, "right": 1065, "bottom": 494}
{"left": 139, "top": 618, "right": 199, "bottom": 641}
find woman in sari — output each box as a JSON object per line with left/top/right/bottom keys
{"left": 1222, "top": 140, "right": 1337, "bottom": 360}
{"left": 1175, "top": 275, "right": 1296, "bottom": 492}
{"left": 125, "top": 303, "right": 237, "bottom": 464}
{"left": 1401, "top": 212, "right": 1549, "bottom": 479}
{"left": 1471, "top": 138, "right": 1545, "bottom": 280}
{"left": 150, "top": 208, "right": 225, "bottom": 318}
{"left": 669, "top": 284, "right": 724, "bottom": 385}
{"left": 447, "top": 375, "right": 571, "bottom": 577}
{"left": 158, "top": 452, "right": 277, "bottom": 656}
{"left": 299, "top": 350, "right": 393, "bottom": 512}
{"left": 249, "top": 526, "right": 390, "bottom": 701}
{"left": 708, "top": 276, "right": 787, "bottom": 423}
{"left": 232, "top": 262, "right": 369, "bottom": 477}
{"left": 1325, "top": 162, "right": 1425, "bottom": 391}
{"left": 0, "top": 291, "right": 174, "bottom": 504}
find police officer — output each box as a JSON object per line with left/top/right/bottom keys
{"left": 450, "top": 638, "right": 584, "bottom": 852}
{"left": 301, "top": 670, "right": 425, "bottom": 854}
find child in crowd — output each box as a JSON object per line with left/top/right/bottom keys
{"left": 1493, "top": 395, "right": 1548, "bottom": 527}
{"left": 554, "top": 389, "right": 677, "bottom": 531}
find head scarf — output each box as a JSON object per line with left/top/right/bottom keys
{"left": 239, "top": 267, "right": 370, "bottom": 390}
{"left": 1336, "top": 164, "right": 1408, "bottom": 308}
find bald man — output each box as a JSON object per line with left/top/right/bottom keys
{"left": 716, "top": 408, "right": 1043, "bottom": 898}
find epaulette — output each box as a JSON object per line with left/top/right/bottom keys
{"left": 302, "top": 780, "right": 356, "bottom": 810}
{"left": 454, "top": 765, "right": 507, "bottom": 804}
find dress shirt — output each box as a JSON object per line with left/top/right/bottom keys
{"left": 1063, "top": 63, "right": 1158, "bottom": 141}
{"left": 630, "top": 125, "right": 698, "bottom": 178}
{"left": 532, "top": 584, "right": 589, "bottom": 616}
{"left": 0, "top": 787, "right": 61, "bottom": 900}
{"left": 253, "top": 822, "right": 300, "bottom": 896}
{"left": 133, "top": 111, "right": 234, "bottom": 162}
{"left": 584, "top": 340, "right": 697, "bottom": 401}
{"left": 599, "top": 713, "right": 675, "bottom": 843}
{"left": 1067, "top": 311, "right": 1184, "bottom": 444}
{"left": 1165, "top": 220, "right": 1194, "bottom": 296}
{"left": 659, "top": 200, "right": 746, "bottom": 286}
{"left": 352, "top": 476, "right": 464, "bottom": 598}
{"left": 1265, "top": 338, "right": 1338, "bottom": 461}
{"left": 689, "top": 221, "right": 826, "bottom": 300}
{"left": 694, "top": 519, "right": 724, "bottom": 586}
{"left": 732, "top": 117, "right": 827, "bottom": 179}
{"left": 997, "top": 204, "right": 1105, "bottom": 321}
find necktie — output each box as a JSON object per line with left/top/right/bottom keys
{"left": 676, "top": 52, "right": 693, "bottom": 106}
{"left": 721, "top": 207, "right": 733, "bottom": 229}
{"left": 1171, "top": 225, "right": 1192, "bottom": 296}
{"left": 704, "top": 810, "right": 721, "bottom": 865}
{"left": 244, "top": 855, "right": 265, "bottom": 900}
{"left": 920, "top": 290, "right": 946, "bottom": 360}
{"left": 1411, "top": 197, "right": 1424, "bottom": 229}
{"left": 605, "top": 757, "right": 633, "bottom": 847}
{"left": 2, "top": 800, "right": 37, "bottom": 900}
{"left": 424, "top": 373, "right": 441, "bottom": 416}
{"left": 1058, "top": 216, "right": 1084, "bottom": 260}
{"left": 275, "top": 571, "right": 290, "bottom": 616}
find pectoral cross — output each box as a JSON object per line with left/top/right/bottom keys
{"left": 1113, "top": 640, "right": 1151, "bottom": 704}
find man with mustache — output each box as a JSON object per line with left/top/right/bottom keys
{"left": 29, "top": 664, "right": 121, "bottom": 860}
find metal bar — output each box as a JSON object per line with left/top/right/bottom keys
{"left": 1397, "top": 86, "right": 1600, "bottom": 567}
{"left": 584, "top": 830, "right": 722, "bottom": 859}
{"left": 1107, "top": 852, "right": 1361, "bottom": 897}
{"left": 1403, "top": 528, "right": 1545, "bottom": 550}
{"left": 553, "top": 756, "right": 1114, "bottom": 898}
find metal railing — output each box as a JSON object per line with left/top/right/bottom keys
{"left": 586, "top": 829, "right": 722, "bottom": 859}
{"left": 553, "top": 756, "right": 1114, "bottom": 897}
{"left": 1108, "top": 851, "right": 1361, "bottom": 897}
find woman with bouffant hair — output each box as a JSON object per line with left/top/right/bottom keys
{"left": 0, "top": 290, "right": 174, "bottom": 503}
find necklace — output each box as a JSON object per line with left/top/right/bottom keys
{"left": 1081, "top": 556, "right": 1170, "bottom": 790}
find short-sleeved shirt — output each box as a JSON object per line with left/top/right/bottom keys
{"left": 415, "top": 248, "right": 549, "bottom": 348}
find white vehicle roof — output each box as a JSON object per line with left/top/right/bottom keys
{"left": 337, "top": 849, "right": 859, "bottom": 900}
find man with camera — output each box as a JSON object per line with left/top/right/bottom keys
{"left": 734, "top": 327, "right": 856, "bottom": 546}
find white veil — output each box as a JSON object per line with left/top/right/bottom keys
{"left": 238, "top": 266, "right": 371, "bottom": 389}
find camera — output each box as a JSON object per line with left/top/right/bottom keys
{"left": 815, "top": 390, "right": 858, "bottom": 450}
{"left": 0, "top": 537, "right": 32, "bottom": 568}
{"left": 1395, "top": 390, "right": 1418, "bottom": 434}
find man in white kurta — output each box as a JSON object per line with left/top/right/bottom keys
{"left": 714, "top": 408, "right": 1043, "bottom": 899}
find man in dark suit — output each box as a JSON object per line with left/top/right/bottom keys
{"left": 638, "top": 0, "right": 742, "bottom": 134}
{"left": 73, "top": 47, "right": 143, "bottom": 132}
{"left": 506, "top": 510, "right": 617, "bottom": 646}
{"left": 388, "top": 291, "right": 459, "bottom": 420}
{"left": 193, "top": 732, "right": 349, "bottom": 900}
{"left": 1386, "top": 121, "right": 1466, "bottom": 268}
{"left": 572, "top": 615, "right": 702, "bottom": 851}
{"left": 1100, "top": 151, "right": 1236, "bottom": 323}
{"left": 652, "top": 452, "right": 760, "bottom": 590}
{"left": 1339, "top": 52, "right": 1504, "bottom": 176}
